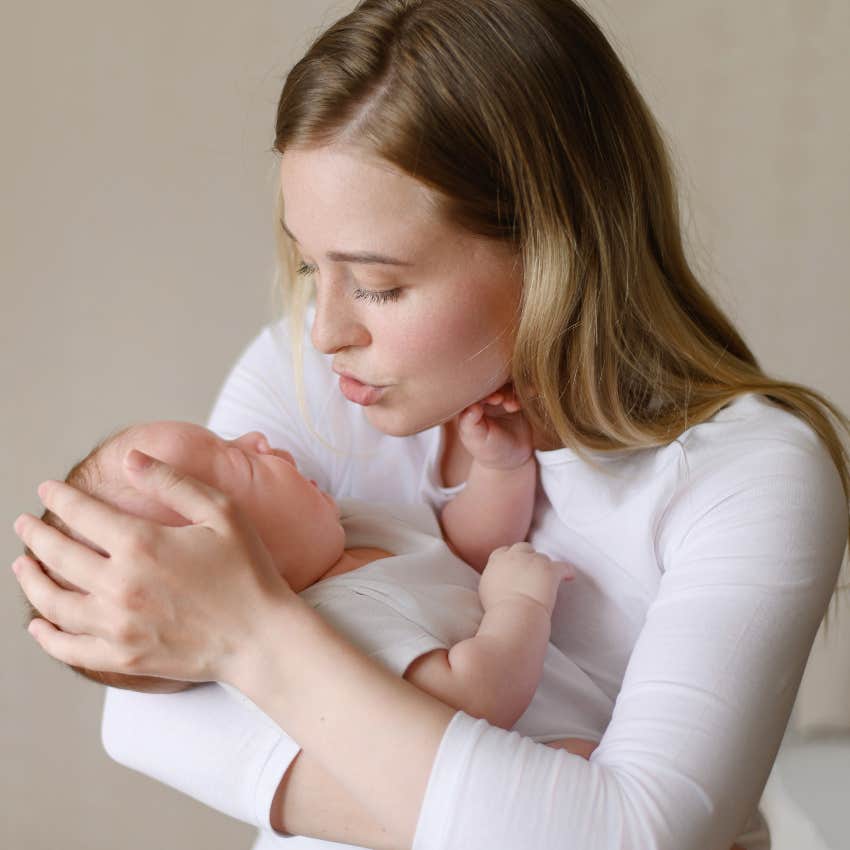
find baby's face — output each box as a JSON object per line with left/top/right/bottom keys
{"left": 99, "top": 421, "right": 345, "bottom": 592}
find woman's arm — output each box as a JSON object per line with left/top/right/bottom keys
{"left": 95, "top": 322, "right": 328, "bottom": 830}
{"left": 16, "top": 420, "right": 847, "bottom": 849}
{"left": 259, "top": 435, "right": 846, "bottom": 850}
{"left": 409, "top": 439, "right": 848, "bottom": 850}
{"left": 101, "top": 682, "right": 302, "bottom": 828}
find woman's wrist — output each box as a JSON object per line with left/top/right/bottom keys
{"left": 225, "top": 593, "right": 455, "bottom": 847}
{"left": 224, "top": 587, "right": 313, "bottom": 697}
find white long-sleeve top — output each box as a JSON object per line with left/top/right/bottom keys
{"left": 100, "top": 317, "right": 848, "bottom": 850}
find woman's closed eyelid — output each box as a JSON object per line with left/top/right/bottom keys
{"left": 354, "top": 287, "right": 401, "bottom": 304}
{"left": 297, "top": 261, "right": 402, "bottom": 304}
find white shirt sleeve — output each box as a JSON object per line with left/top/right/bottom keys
{"left": 412, "top": 432, "right": 848, "bottom": 850}
{"left": 100, "top": 322, "right": 322, "bottom": 829}
{"left": 101, "top": 684, "right": 300, "bottom": 826}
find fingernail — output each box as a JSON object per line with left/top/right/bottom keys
{"left": 125, "top": 449, "right": 154, "bottom": 471}
{"left": 37, "top": 481, "right": 51, "bottom": 500}
{"left": 11, "top": 560, "right": 21, "bottom": 576}
{"left": 258, "top": 436, "right": 270, "bottom": 453}
{"left": 13, "top": 514, "right": 26, "bottom": 535}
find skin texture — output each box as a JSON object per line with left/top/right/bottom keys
{"left": 10, "top": 146, "right": 550, "bottom": 848}
{"left": 280, "top": 144, "right": 525, "bottom": 437}
{"left": 94, "top": 422, "right": 377, "bottom": 593}
{"left": 13, "top": 144, "right": 721, "bottom": 848}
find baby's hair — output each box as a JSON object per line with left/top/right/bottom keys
{"left": 22, "top": 426, "right": 193, "bottom": 694}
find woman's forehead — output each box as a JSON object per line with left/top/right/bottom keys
{"left": 279, "top": 146, "right": 445, "bottom": 253}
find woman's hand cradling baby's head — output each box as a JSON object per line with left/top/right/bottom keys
{"left": 14, "top": 452, "right": 303, "bottom": 687}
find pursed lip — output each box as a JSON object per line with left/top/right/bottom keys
{"left": 332, "top": 365, "right": 385, "bottom": 388}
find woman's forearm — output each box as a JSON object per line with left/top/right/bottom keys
{"left": 272, "top": 749, "right": 404, "bottom": 849}
{"left": 234, "top": 598, "right": 455, "bottom": 849}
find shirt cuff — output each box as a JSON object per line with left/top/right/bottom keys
{"left": 411, "top": 711, "right": 572, "bottom": 850}
{"left": 254, "top": 733, "right": 304, "bottom": 831}
{"left": 412, "top": 711, "right": 489, "bottom": 850}
{"left": 217, "top": 682, "right": 304, "bottom": 830}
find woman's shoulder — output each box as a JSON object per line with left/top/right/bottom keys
{"left": 537, "top": 392, "right": 837, "bottom": 502}
{"left": 659, "top": 393, "right": 846, "bottom": 568}
{"left": 674, "top": 392, "right": 838, "bottom": 487}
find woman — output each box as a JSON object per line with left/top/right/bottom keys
{"left": 12, "top": 1, "right": 849, "bottom": 848}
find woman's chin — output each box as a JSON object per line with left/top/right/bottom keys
{"left": 363, "top": 404, "right": 450, "bottom": 438}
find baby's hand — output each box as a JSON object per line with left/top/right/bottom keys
{"left": 457, "top": 383, "right": 533, "bottom": 471}
{"left": 478, "top": 542, "right": 574, "bottom": 617}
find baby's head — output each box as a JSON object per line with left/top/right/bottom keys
{"left": 23, "top": 420, "right": 345, "bottom": 691}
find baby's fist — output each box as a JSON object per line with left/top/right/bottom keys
{"left": 478, "top": 542, "right": 575, "bottom": 617}
{"left": 456, "top": 384, "right": 533, "bottom": 471}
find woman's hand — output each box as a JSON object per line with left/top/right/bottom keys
{"left": 457, "top": 382, "right": 533, "bottom": 471}
{"left": 11, "top": 449, "right": 297, "bottom": 685}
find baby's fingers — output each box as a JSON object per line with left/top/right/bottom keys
{"left": 459, "top": 403, "right": 487, "bottom": 431}
{"left": 482, "top": 383, "right": 522, "bottom": 412}
{"left": 481, "top": 392, "right": 504, "bottom": 407}
{"left": 556, "top": 561, "right": 576, "bottom": 581}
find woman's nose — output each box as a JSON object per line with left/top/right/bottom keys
{"left": 310, "top": 283, "right": 370, "bottom": 354}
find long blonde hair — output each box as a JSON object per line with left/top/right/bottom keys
{"left": 269, "top": 0, "right": 849, "bottom": 601}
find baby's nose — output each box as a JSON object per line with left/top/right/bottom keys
{"left": 232, "top": 431, "right": 270, "bottom": 453}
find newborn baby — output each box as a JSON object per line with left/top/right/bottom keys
{"left": 25, "top": 420, "right": 612, "bottom": 755}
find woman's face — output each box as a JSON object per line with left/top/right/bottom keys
{"left": 279, "top": 144, "right": 523, "bottom": 436}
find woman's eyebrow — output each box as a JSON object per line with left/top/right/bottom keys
{"left": 280, "top": 218, "right": 414, "bottom": 267}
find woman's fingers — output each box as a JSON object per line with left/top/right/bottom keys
{"left": 13, "top": 554, "right": 100, "bottom": 635}
{"left": 36, "top": 479, "right": 139, "bottom": 555}
{"left": 28, "top": 617, "right": 109, "bottom": 670}
{"left": 13, "top": 512, "right": 106, "bottom": 592}
{"left": 123, "top": 450, "right": 236, "bottom": 528}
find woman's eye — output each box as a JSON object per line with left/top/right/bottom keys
{"left": 353, "top": 288, "right": 401, "bottom": 304}
{"left": 297, "top": 261, "right": 400, "bottom": 304}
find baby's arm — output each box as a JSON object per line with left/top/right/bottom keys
{"left": 405, "top": 543, "right": 575, "bottom": 730}
{"left": 440, "top": 388, "right": 537, "bottom": 572}
{"left": 273, "top": 545, "right": 591, "bottom": 840}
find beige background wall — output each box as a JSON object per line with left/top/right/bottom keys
{"left": 2, "top": 2, "right": 847, "bottom": 848}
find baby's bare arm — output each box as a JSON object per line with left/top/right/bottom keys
{"left": 403, "top": 595, "right": 552, "bottom": 729}
{"left": 405, "top": 543, "right": 574, "bottom": 729}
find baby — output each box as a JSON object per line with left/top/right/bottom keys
{"left": 24, "top": 416, "right": 607, "bottom": 757}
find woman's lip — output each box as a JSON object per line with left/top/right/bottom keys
{"left": 338, "top": 375, "right": 386, "bottom": 406}
{"left": 333, "top": 366, "right": 383, "bottom": 386}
